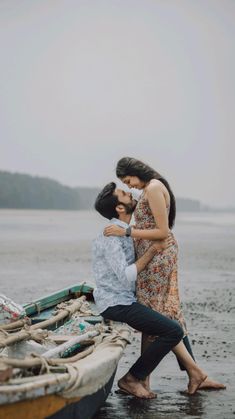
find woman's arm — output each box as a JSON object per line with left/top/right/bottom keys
{"left": 133, "top": 182, "right": 169, "bottom": 240}
{"left": 104, "top": 183, "right": 169, "bottom": 240}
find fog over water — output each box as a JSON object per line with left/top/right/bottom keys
{"left": 0, "top": 0, "right": 235, "bottom": 207}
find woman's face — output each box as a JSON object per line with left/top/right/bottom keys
{"left": 121, "top": 176, "right": 146, "bottom": 190}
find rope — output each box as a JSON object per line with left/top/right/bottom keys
{"left": 0, "top": 328, "right": 9, "bottom": 337}
{"left": 31, "top": 353, "right": 51, "bottom": 374}
{"left": 53, "top": 300, "right": 78, "bottom": 319}
{"left": 62, "top": 364, "right": 80, "bottom": 393}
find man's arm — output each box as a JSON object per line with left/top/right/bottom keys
{"left": 135, "top": 238, "right": 172, "bottom": 273}
{"left": 103, "top": 236, "right": 137, "bottom": 291}
{"left": 103, "top": 236, "right": 172, "bottom": 289}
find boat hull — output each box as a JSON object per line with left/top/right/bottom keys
{"left": 0, "top": 370, "right": 116, "bottom": 419}
{"left": 0, "top": 285, "right": 128, "bottom": 419}
{"left": 48, "top": 369, "right": 115, "bottom": 419}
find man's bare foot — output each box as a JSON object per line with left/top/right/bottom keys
{"left": 141, "top": 376, "right": 150, "bottom": 391}
{"left": 187, "top": 367, "right": 207, "bottom": 395}
{"left": 140, "top": 377, "right": 156, "bottom": 398}
{"left": 118, "top": 373, "right": 156, "bottom": 399}
{"left": 199, "top": 377, "right": 226, "bottom": 390}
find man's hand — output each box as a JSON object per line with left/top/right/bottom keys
{"left": 148, "top": 236, "right": 174, "bottom": 256}
{"left": 135, "top": 236, "right": 174, "bottom": 274}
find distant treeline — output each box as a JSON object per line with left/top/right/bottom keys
{"left": 0, "top": 171, "right": 201, "bottom": 211}
{"left": 0, "top": 171, "right": 99, "bottom": 210}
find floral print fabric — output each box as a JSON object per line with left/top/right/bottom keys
{"left": 134, "top": 194, "right": 187, "bottom": 334}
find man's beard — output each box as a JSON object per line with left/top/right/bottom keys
{"left": 122, "top": 200, "right": 137, "bottom": 215}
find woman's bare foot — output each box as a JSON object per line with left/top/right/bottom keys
{"left": 118, "top": 373, "right": 156, "bottom": 399}
{"left": 199, "top": 377, "right": 226, "bottom": 390}
{"left": 187, "top": 367, "right": 207, "bottom": 395}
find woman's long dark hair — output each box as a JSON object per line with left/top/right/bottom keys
{"left": 116, "top": 157, "right": 176, "bottom": 229}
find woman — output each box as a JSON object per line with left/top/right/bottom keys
{"left": 104, "top": 156, "right": 225, "bottom": 391}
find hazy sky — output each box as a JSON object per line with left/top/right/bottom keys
{"left": 0, "top": 0, "right": 234, "bottom": 207}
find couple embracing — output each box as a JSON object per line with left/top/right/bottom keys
{"left": 92, "top": 157, "right": 225, "bottom": 399}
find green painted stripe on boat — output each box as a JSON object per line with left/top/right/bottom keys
{"left": 23, "top": 284, "right": 94, "bottom": 315}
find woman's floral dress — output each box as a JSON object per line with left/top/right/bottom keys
{"left": 134, "top": 193, "right": 187, "bottom": 334}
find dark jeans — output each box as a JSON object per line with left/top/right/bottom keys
{"left": 102, "top": 302, "right": 183, "bottom": 380}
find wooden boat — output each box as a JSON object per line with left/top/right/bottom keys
{"left": 0, "top": 284, "right": 130, "bottom": 419}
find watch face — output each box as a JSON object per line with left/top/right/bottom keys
{"left": 126, "top": 227, "right": 131, "bottom": 236}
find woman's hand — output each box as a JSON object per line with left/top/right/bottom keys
{"left": 103, "top": 224, "right": 126, "bottom": 237}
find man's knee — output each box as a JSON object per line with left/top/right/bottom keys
{"left": 173, "top": 322, "right": 184, "bottom": 343}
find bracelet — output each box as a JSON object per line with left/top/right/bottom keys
{"left": 125, "top": 226, "right": 132, "bottom": 237}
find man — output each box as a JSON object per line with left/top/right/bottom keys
{"left": 92, "top": 182, "right": 207, "bottom": 399}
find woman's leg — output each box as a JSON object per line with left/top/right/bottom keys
{"left": 177, "top": 335, "right": 195, "bottom": 370}
{"left": 172, "top": 341, "right": 207, "bottom": 394}
{"left": 176, "top": 336, "right": 226, "bottom": 390}
{"left": 140, "top": 336, "right": 207, "bottom": 395}
{"left": 141, "top": 333, "right": 205, "bottom": 394}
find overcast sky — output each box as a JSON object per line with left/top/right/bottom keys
{"left": 0, "top": 0, "right": 234, "bottom": 207}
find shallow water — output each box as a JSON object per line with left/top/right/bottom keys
{"left": 0, "top": 210, "right": 235, "bottom": 418}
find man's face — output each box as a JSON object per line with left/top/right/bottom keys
{"left": 114, "top": 188, "right": 137, "bottom": 214}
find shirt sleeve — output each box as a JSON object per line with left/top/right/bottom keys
{"left": 103, "top": 236, "right": 137, "bottom": 291}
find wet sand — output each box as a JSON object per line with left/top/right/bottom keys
{"left": 0, "top": 210, "right": 234, "bottom": 418}
{"left": 95, "top": 214, "right": 235, "bottom": 419}
{"left": 95, "top": 275, "right": 234, "bottom": 419}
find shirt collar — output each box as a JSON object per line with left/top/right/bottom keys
{"left": 110, "top": 218, "right": 129, "bottom": 229}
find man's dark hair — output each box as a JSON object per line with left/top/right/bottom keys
{"left": 94, "top": 182, "right": 119, "bottom": 220}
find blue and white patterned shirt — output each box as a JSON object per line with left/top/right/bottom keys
{"left": 92, "top": 218, "right": 137, "bottom": 314}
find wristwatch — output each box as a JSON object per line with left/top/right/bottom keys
{"left": 125, "top": 226, "right": 132, "bottom": 237}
